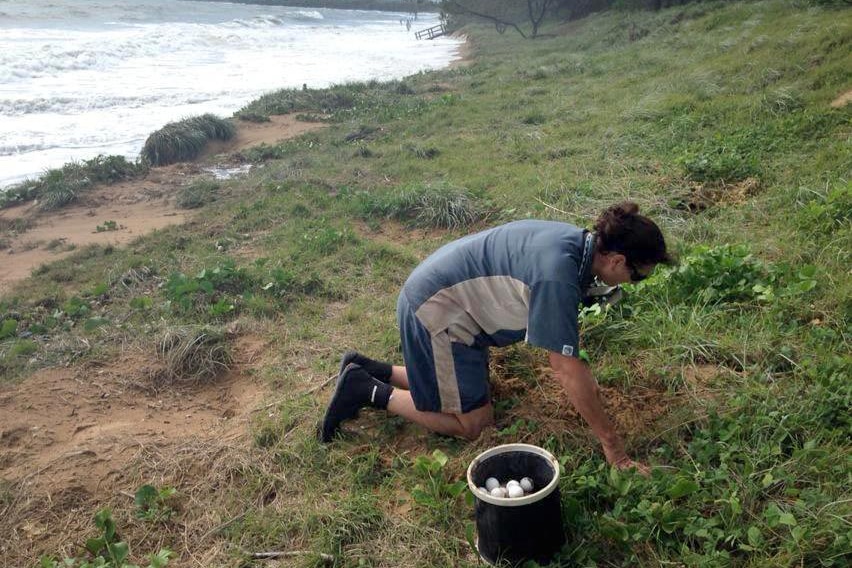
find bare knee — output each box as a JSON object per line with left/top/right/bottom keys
{"left": 459, "top": 423, "right": 484, "bottom": 441}
{"left": 456, "top": 407, "right": 494, "bottom": 441}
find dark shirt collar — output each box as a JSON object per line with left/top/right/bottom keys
{"left": 578, "top": 230, "right": 596, "bottom": 290}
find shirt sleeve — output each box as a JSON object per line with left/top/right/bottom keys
{"left": 526, "top": 279, "right": 581, "bottom": 357}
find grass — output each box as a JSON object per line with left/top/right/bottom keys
{"left": 0, "top": 155, "right": 146, "bottom": 210}
{"left": 2, "top": 1, "right": 851, "bottom": 566}
{"left": 141, "top": 114, "right": 236, "bottom": 166}
{"left": 153, "top": 325, "right": 232, "bottom": 387}
{"left": 175, "top": 179, "right": 220, "bottom": 209}
{"left": 355, "top": 181, "right": 493, "bottom": 229}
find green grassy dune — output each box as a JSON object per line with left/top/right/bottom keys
{"left": 2, "top": 1, "right": 850, "bottom": 566}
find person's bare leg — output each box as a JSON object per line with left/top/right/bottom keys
{"left": 386, "top": 389, "right": 494, "bottom": 439}
{"left": 389, "top": 365, "right": 409, "bottom": 390}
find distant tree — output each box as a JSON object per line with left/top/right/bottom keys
{"left": 441, "top": 0, "right": 558, "bottom": 38}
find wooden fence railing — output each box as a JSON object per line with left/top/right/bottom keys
{"left": 415, "top": 23, "right": 446, "bottom": 40}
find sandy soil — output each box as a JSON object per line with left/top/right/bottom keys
{"left": 0, "top": 115, "right": 325, "bottom": 565}
{"left": 0, "top": 334, "right": 272, "bottom": 566}
{"left": 0, "top": 115, "right": 326, "bottom": 296}
{"left": 0, "top": 341, "right": 268, "bottom": 496}
{"left": 830, "top": 88, "right": 852, "bottom": 108}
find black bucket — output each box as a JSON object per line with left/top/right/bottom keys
{"left": 466, "top": 443, "right": 565, "bottom": 566}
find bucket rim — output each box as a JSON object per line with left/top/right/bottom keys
{"left": 466, "top": 443, "right": 560, "bottom": 508}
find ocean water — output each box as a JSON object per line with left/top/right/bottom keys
{"left": 0, "top": 0, "right": 460, "bottom": 188}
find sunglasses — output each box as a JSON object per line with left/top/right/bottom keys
{"left": 628, "top": 262, "right": 648, "bottom": 283}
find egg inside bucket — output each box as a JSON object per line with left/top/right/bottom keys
{"left": 467, "top": 443, "right": 565, "bottom": 566}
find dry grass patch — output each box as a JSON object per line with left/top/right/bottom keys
{"left": 152, "top": 326, "right": 233, "bottom": 387}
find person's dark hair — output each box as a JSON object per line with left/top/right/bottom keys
{"left": 594, "top": 201, "right": 673, "bottom": 267}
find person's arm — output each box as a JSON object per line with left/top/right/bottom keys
{"left": 548, "top": 351, "right": 648, "bottom": 473}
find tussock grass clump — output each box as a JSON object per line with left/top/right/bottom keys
{"left": 154, "top": 326, "right": 232, "bottom": 386}
{"left": 176, "top": 179, "right": 219, "bottom": 209}
{"left": 0, "top": 155, "right": 146, "bottom": 210}
{"left": 141, "top": 114, "right": 235, "bottom": 166}
{"left": 357, "top": 182, "right": 491, "bottom": 229}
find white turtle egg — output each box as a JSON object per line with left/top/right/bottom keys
{"left": 507, "top": 484, "right": 524, "bottom": 498}
{"left": 489, "top": 486, "right": 507, "bottom": 498}
{"left": 478, "top": 487, "right": 488, "bottom": 494}
{"left": 506, "top": 479, "right": 520, "bottom": 489}
{"left": 485, "top": 477, "right": 500, "bottom": 491}
{"left": 520, "top": 477, "right": 534, "bottom": 492}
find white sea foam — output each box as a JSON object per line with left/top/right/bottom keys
{"left": 0, "top": 0, "right": 460, "bottom": 189}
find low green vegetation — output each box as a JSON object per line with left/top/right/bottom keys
{"left": 39, "top": 509, "right": 172, "bottom": 568}
{"left": 0, "top": 155, "right": 146, "bottom": 210}
{"left": 2, "top": 1, "right": 850, "bottom": 566}
{"left": 355, "top": 181, "right": 493, "bottom": 229}
{"left": 140, "top": 114, "right": 235, "bottom": 166}
{"left": 235, "top": 79, "right": 434, "bottom": 123}
{"left": 96, "top": 220, "right": 121, "bottom": 232}
{"left": 175, "top": 179, "right": 219, "bottom": 209}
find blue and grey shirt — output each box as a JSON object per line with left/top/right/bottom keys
{"left": 402, "top": 220, "right": 596, "bottom": 358}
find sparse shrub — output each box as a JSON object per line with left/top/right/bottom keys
{"left": 358, "top": 182, "right": 490, "bottom": 229}
{"left": 154, "top": 325, "right": 232, "bottom": 386}
{"left": 176, "top": 180, "right": 219, "bottom": 209}
{"left": 141, "top": 114, "right": 235, "bottom": 166}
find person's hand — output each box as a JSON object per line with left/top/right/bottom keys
{"left": 604, "top": 444, "right": 651, "bottom": 476}
{"left": 613, "top": 456, "right": 651, "bottom": 477}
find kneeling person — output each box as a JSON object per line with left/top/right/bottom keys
{"left": 320, "top": 202, "right": 671, "bottom": 470}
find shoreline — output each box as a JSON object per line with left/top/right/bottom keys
{"left": 0, "top": 35, "right": 473, "bottom": 295}
{"left": 0, "top": 3, "right": 458, "bottom": 191}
